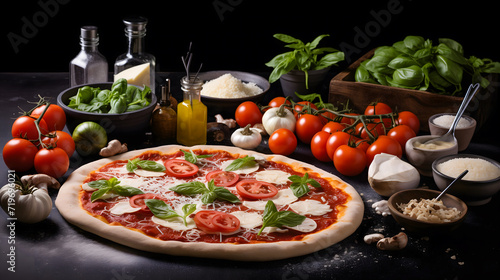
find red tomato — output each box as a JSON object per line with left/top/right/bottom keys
{"left": 295, "top": 114, "right": 324, "bottom": 144}
{"left": 397, "top": 111, "right": 420, "bottom": 134}
{"left": 364, "top": 102, "right": 393, "bottom": 129}
{"left": 236, "top": 180, "right": 278, "bottom": 200}
{"left": 268, "top": 97, "right": 291, "bottom": 109}
{"left": 387, "top": 125, "right": 416, "bottom": 153}
{"left": 206, "top": 170, "right": 239, "bottom": 187}
{"left": 322, "top": 121, "right": 345, "bottom": 134}
{"left": 310, "top": 131, "right": 332, "bottom": 162}
{"left": 34, "top": 147, "right": 70, "bottom": 178}
{"left": 293, "top": 101, "right": 318, "bottom": 119}
{"left": 30, "top": 104, "right": 66, "bottom": 131}
{"left": 355, "top": 122, "right": 386, "bottom": 139}
{"left": 194, "top": 210, "right": 240, "bottom": 234}
{"left": 235, "top": 101, "right": 263, "bottom": 127}
{"left": 41, "top": 130, "right": 75, "bottom": 158}
{"left": 129, "top": 193, "right": 164, "bottom": 211}
{"left": 333, "top": 145, "right": 367, "bottom": 176}
{"left": 325, "top": 131, "right": 352, "bottom": 160}
{"left": 11, "top": 116, "right": 48, "bottom": 141}
{"left": 355, "top": 139, "right": 370, "bottom": 153}
{"left": 340, "top": 113, "right": 358, "bottom": 126}
{"left": 3, "top": 138, "right": 38, "bottom": 172}
{"left": 268, "top": 128, "right": 297, "bottom": 156}
{"left": 164, "top": 159, "right": 199, "bottom": 178}
{"left": 365, "top": 136, "right": 403, "bottom": 166}
{"left": 319, "top": 111, "right": 337, "bottom": 124}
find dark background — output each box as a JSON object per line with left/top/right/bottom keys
{"left": 2, "top": 0, "right": 499, "bottom": 74}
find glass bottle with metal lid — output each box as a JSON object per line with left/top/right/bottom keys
{"left": 114, "top": 16, "right": 156, "bottom": 93}
{"left": 69, "top": 26, "right": 108, "bottom": 86}
{"left": 176, "top": 75, "right": 207, "bottom": 146}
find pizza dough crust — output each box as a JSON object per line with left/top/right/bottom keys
{"left": 55, "top": 145, "right": 364, "bottom": 261}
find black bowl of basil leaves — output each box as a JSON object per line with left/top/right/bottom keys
{"left": 57, "top": 79, "right": 157, "bottom": 142}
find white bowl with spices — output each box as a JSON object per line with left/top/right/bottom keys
{"left": 432, "top": 154, "right": 500, "bottom": 205}
{"left": 428, "top": 113, "right": 476, "bottom": 151}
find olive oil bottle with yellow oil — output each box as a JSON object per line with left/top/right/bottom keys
{"left": 176, "top": 75, "right": 207, "bottom": 146}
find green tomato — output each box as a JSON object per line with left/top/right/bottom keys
{"left": 72, "top": 121, "right": 107, "bottom": 156}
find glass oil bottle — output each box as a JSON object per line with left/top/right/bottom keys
{"left": 69, "top": 26, "right": 108, "bottom": 86}
{"left": 176, "top": 75, "right": 207, "bottom": 146}
{"left": 114, "top": 16, "right": 156, "bottom": 92}
{"left": 152, "top": 79, "right": 177, "bottom": 144}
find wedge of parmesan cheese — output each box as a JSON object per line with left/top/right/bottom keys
{"left": 114, "top": 62, "right": 150, "bottom": 87}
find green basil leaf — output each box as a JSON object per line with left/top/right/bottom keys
{"left": 201, "top": 192, "right": 218, "bottom": 204}
{"left": 113, "top": 185, "right": 144, "bottom": 197}
{"left": 170, "top": 181, "right": 208, "bottom": 196}
{"left": 145, "top": 199, "right": 179, "bottom": 219}
{"left": 182, "top": 204, "right": 197, "bottom": 217}
{"left": 87, "top": 179, "right": 110, "bottom": 189}
{"left": 433, "top": 55, "right": 463, "bottom": 85}
{"left": 225, "top": 156, "right": 257, "bottom": 171}
{"left": 136, "top": 160, "right": 166, "bottom": 172}
{"left": 181, "top": 149, "right": 212, "bottom": 164}
{"left": 288, "top": 173, "right": 322, "bottom": 198}
{"left": 212, "top": 187, "right": 241, "bottom": 204}
{"left": 126, "top": 158, "right": 141, "bottom": 173}
{"left": 391, "top": 65, "right": 424, "bottom": 87}
{"left": 273, "top": 33, "right": 301, "bottom": 44}
{"left": 90, "top": 186, "right": 112, "bottom": 202}
{"left": 258, "top": 201, "right": 305, "bottom": 235}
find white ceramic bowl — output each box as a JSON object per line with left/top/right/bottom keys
{"left": 405, "top": 135, "right": 458, "bottom": 176}
{"left": 432, "top": 154, "right": 500, "bottom": 205}
{"left": 428, "top": 113, "right": 476, "bottom": 152}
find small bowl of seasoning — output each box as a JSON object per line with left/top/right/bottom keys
{"left": 388, "top": 189, "right": 467, "bottom": 234}
{"left": 405, "top": 135, "right": 458, "bottom": 176}
{"left": 429, "top": 113, "right": 476, "bottom": 152}
{"left": 432, "top": 154, "right": 500, "bottom": 205}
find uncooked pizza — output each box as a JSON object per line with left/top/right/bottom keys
{"left": 55, "top": 145, "right": 363, "bottom": 261}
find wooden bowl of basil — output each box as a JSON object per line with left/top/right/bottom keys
{"left": 57, "top": 80, "right": 156, "bottom": 142}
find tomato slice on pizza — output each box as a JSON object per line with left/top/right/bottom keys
{"left": 164, "top": 159, "right": 199, "bottom": 178}
{"left": 236, "top": 180, "right": 278, "bottom": 200}
{"left": 206, "top": 170, "right": 239, "bottom": 187}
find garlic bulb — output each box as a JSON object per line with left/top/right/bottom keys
{"left": 368, "top": 153, "right": 420, "bottom": 196}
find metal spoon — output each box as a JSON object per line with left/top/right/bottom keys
{"left": 436, "top": 169, "right": 468, "bottom": 200}
{"left": 423, "top": 83, "right": 480, "bottom": 146}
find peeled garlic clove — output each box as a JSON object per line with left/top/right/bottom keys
{"left": 368, "top": 153, "right": 420, "bottom": 197}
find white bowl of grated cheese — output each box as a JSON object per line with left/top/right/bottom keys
{"left": 197, "top": 71, "right": 270, "bottom": 118}
{"left": 428, "top": 113, "right": 476, "bottom": 151}
{"left": 432, "top": 154, "right": 500, "bottom": 205}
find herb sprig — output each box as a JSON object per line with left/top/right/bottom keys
{"left": 225, "top": 156, "right": 257, "bottom": 171}
{"left": 87, "top": 177, "right": 143, "bottom": 202}
{"left": 145, "top": 199, "right": 196, "bottom": 226}
{"left": 126, "top": 158, "right": 166, "bottom": 173}
{"left": 258, "top": 201, "right": 305, "bottom": 235}
{"left": 288, "top": 172, "right": 322, "bottom": 198}
{"left": 170, "top": 180, "right": 240, "bottom": 204}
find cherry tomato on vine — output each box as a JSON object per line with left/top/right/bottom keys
{"left": 365, "top": 136, "right": 402, "bottom": 166}
{"left": 293, "top": 101, "right": 317, "bottom": 119}
{"left": 267, "top": 97, "right": 291, "bottom": 109}
{"left": 30, "top": 104, "right": 66, "bottom": 131}
{"left": 364, "top": 102, "right": 393, "bottom": 129}
{"left": 340, "top": 113, "right": 359, "bottom": 126}
{"left": 397, "top": 111, "right": 420, "bottom": 134}
{"left": 235, "top": 101, "right": 262, "bottom": 127}
{"left": 319, "top": 111, "right": 337, "bottom": 125}
{"left": 387, "top": 125, "right": 416, "bottom": 153}
{"left": 268, "top": 128, "right": 297, "bottom": 156}
{"left": 310, "top": 131, "right": 332, "bottom": 162}
{"left": 3, "top": 138, "right": 38, "bottom": 172}
{"left": 333, "top": 144, "right": 367, "bottom": 176}
{"left": 322, "top": 121, "right": 345, "bottom": 134}
{"left": 11, "top": 116, "right": 48, "bottom": 141}
{"left": 41, "top": 130, "right": 75, "bottom": 158}
{"left": 34, "top": 147, "right": 70, "bottom": 178}
{"left": 326, "top": 131, "right": 352, "bottom": 160}
{"left": 355, "top": 122, "right": 386, "bottom": 139}
{"left": 295, "top": 114, "right": 324, "bottom": 144}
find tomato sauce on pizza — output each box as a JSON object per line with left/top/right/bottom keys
{"left": 78, "top": 149, "right": 350, "bottom": 244}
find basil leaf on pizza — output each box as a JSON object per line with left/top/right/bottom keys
{"left": 145, "top": 199, "right": 196, "bottom": 226}
{"left": 89, "top": 177, "right": 144, "bottom": 202}
{"left": 170, "top": 180, "right": 241, "bottom": 204}
{"left": 181, "top": 149, "right": 212, "bottom": 164}
{"left": 288, "top": 172, "right": 322, "bottom": 198}
{"left": 224, "top": 156, "right": 257, "bottom": 171}
{"left": 258, "top": 200, "right": 306, "bottom": 235}
{"left": 127, "top": 158, "right": 166, "bottom": 173}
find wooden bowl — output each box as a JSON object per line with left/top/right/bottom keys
{"left": 388, "top": 189, "right": 467, "bottom": 234}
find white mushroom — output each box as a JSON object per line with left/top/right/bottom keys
{"left": 215, "top": 114, "right": 237, "bottom": 128}
{"left": 20, "top": 174, "right": 60, "bottom": 191}
{"left": 364, "top": 233, "right": 385, "bottom": 244}
{"left": 376, "top": 232, "right": 408, "bottom": 250}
